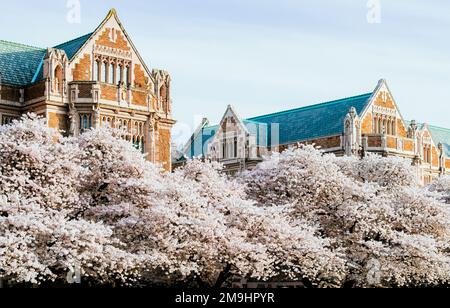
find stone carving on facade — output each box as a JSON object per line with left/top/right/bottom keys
{"left": 68, "top": 102, "right": 79, "bottom": 136}
{"left": 343, "top": 107, "right": 361, "bottom": 156}
{"left": 92, "top": 104, "right": 101, "bottom": 129}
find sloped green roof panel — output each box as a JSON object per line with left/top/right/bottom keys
{"left": 184, "top": 125, "right": 218, "bottom": 158}
{"left": 184, "top": 93, "right": 372, "bottom": 158}
{"left": 428, "top": 125, "right": 450, "bottom": 157}
{"left": 54, "top": 33, "right": 92, "bottom": 60}
{"left": 0, "top": 40, "right": 46, "bottom": 86}
{"left": 243, "top": 120, "right": 268, "bottom": 147}
{"left": 247, "top": 93, "right": 373, "bottom": 145}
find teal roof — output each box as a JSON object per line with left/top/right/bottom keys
{"left": 0, "top": 40, "right": 46, "bottom": 86}
{"left": 248, "top": 93, "right": 373, "bottom": 145}
{"left": 428, "top": 125, "right": 450, "bottom": 157}
{"left": 54, "top": 33, "right": 92, "bottom": 60}
{"left": 183, "top": 93, "right": 372, "bottom": 158}
{"left": 184, "top": 120, "right": 269, "bottom": 158}
{"left": 184, "top": 125, "right": 218, "bottom": 158}
{"left": 0, "top": 33, "right": 92, "bottom": 86}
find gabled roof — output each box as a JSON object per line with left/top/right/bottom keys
{"left": 428, "top": 125, "right": 450, "bottom": 157}
{"left": 184, "top": 125, "right": 219, "bottom": 158}
{"left": 181, "top": 93, "right": 374, "bottom": 159}
{"left": 406, "top": 121, "right": 450, "bottom": 158}
{"left": 54, "top": 33, "right": 93, "bottom": 60}
{"left": 0, "top": 40, "right": 46, "bottom": 86}
{"left": 247, "top": 93, "right": 373, "bottom": 145}
{"left": 0, "top": 33, "right": 92, "bottom": 87}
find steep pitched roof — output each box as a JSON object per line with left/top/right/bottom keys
{"left": 183, "top": 93, "right": 372, "bottom": 158}
{"left": 428, "top": 125, "right": 450, "bottom": 157}
{"left": 0, "top": 40, "right": 46, "bottom": 86}
{"left": 0, "top": 33, "right": 92, "bottom": 87}
{"left": 247, "top": 93, "right": 373, "bottom": 145}
{"left": 54, "top": 33, "right": 93, "bottom": 60}
{"left": 32, "top": 33, "right": 93, "bottom": 83}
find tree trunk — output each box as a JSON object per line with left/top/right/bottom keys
{"left": 214, "top": 264, "right": 232, "bottom": 288}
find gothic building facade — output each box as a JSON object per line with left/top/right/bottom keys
{"left": 177, "top": 79, "right": 450, "bottom": 184}
{"left": 0, "top": 9, "right": 175, "bottom": 171}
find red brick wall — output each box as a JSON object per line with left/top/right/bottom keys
{"left": 374, "top": 92, "right": 396, "bottom": 109}
{"left": 100, "top": 84, "right": 117, "bottom": 101}
{"left": 387, "top": 136, "right": 397, "bottom": 149}
{"left": 432, "top": 147, "right": 439, "bottom": 167}
{"left": 158, "top": 128, "right": 171, "bottom": 172}
{"left": 48, "top": 112, "right": 68, "bottom": 135}
{"left": 72, "top": 54, "right": 91, "bottom": 81}
{"left": 361, "top": 113, "right": 373, "bottom": 134}
{"left": 96, "top": 28, "right": 131, "bottom": 51}
{"left": 404, "top": 139, "right": 414, "bottom": 152}
{"left": 397, "top": 119, "right": 408, "bottom": 138}
{"left": 132, "top": 90, "right": 147, "bottom": 107}
{"left": 134, "top": 64, "right": 148, "bottom": 89}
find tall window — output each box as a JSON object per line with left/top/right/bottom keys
{"left": 117, "top": 65, "right": 122, "bottom": 83}
{"left": 80, "top": 114, "right": 92, "bottom": 131}
{"left": 94, "top": 61, "right": 99, "bottom": 81}
{"left": 222, "top": 140, "right": 227, "bottom": 159}
{"left": 109, "top": 63, "right": 115, "bottom": 84}
{"left": 125, "top": 66, "right": 130, "bottom": 85}
{"left": 234, "top": 137, "right": 238, "bottom": 158}
{"left": 102, "top": 62, "right": 107, "bottom": 83}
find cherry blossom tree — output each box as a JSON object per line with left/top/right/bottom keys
{"left": 243, "top": 145, "right": 450, "bottom": 288}
{"left": 78, "top": 130, "right": 346, "bottom": 288}
{"left": 428, "top": 176, "right": 450, "bottom": 204}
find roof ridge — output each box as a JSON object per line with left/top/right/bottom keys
{"left": 247, "top": 92, "right": 373, "bottom": 121}
{"left": 54, "top": 32, "right": 93, "bottom": 48}
{"left": 0, "top": 40, "right": 43, "bottom": 50}
{"left": 428, "top": 124, "right": 450, "bottom": 132}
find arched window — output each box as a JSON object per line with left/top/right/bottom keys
{"left": 54, "top": 65, "right": 63, "bottom": 94}
{"left": 109, "top": 63, "right": 115, "bottom": 84}
{"left": 391, "top": 120, "right": 396, "bottom": 135}
{"left": 378, "top": 118, "right": 382, "bottom": 134}
{"left": 234, "top": 137, "right": 238, "bottom": 158}
{"left": 387, "top": 120, "right": 392, "bottom": 135}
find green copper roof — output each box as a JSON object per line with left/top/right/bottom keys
{"left": 184, "top": 125, "right": 218, "bottom": 158}
{"left": 0, "top": 33, "right": 92, "bottom": 87}
{"left": 248, "top": 93, "right": 373, "bottom": 145}
{"left": 0, "top": 40, "right": 46, "bottom": 86}
{"left": 54, "top": 33, "right": 92, "bottom": 60}
{"left": 183, "top": 93, "right": 372, "bottom": 158}
{"left": 428, "top": 125, "right": 450, "bottom": 157}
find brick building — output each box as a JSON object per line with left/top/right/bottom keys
{"left": 0, "top": 9, "right": 175, "bottom": 171}
{"left": 177, "top": 79, "right": 450, "bottom": 184}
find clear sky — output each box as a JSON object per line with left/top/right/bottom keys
{"left": 1, "top": 0, "right": 449, "bottom": 145}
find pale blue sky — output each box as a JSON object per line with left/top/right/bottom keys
{"left": 0, "top": 0, "right": 449, "bottom": 144}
